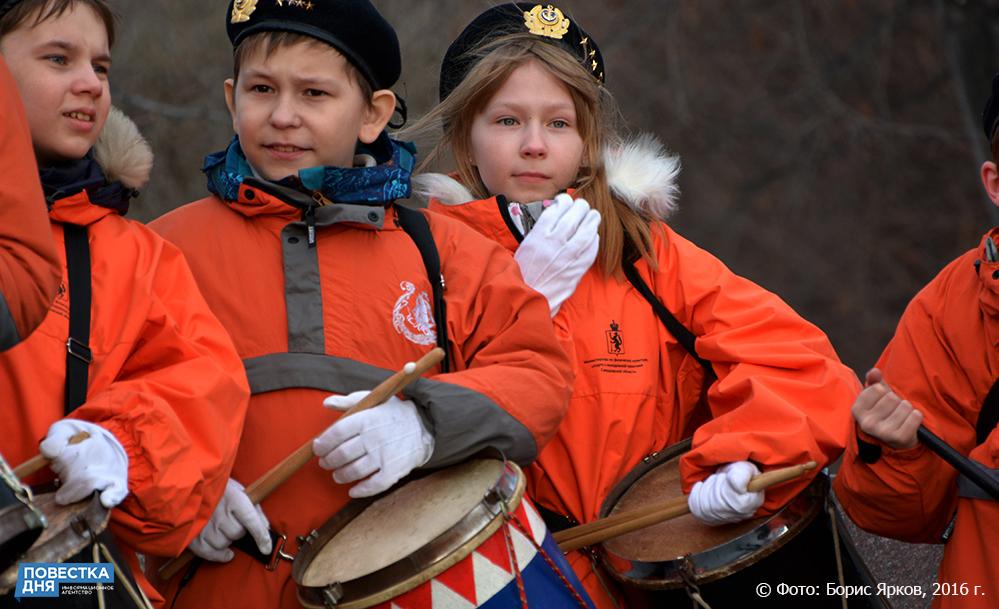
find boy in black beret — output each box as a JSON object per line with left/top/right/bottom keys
{"left": 148, "top": 2, "right": 578, "bottom": 608}
{"left": 833, "top": 74, "right": 999, "bottom": 609}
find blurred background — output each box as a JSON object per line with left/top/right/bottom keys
{"left": 106, "top": 2, "right": 999, "bottom": 606}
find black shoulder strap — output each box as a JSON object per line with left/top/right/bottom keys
{"left": 394, "top": 205, "right": 450, "bottom": 373}
{"left": 977, "top": 376, "right": 999, "bottom": 444}
{"left": 622, "top": 261, "right": 713, "bottom": 376}
{"left": 63, "top": 224, "right": 92, "bottom": 414}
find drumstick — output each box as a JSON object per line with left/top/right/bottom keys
{"left": 12, "top": 431, "right": 91, "bottom": 479}
{"left": 158, "top": 347, "right": 444, "bottom": 581}
{"left": 916, "top": 426, "right": 999, "bottom": 501}
{"left": 554, "top": 461, "right": 817, "bottom": 553}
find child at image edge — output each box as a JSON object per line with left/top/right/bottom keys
{"left": 833, "top": 75, "right": 999, "bottom": 609}
{"left": 0, "top": 0, "right": 250, "bottom": 605}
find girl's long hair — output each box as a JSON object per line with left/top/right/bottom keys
{"left": 402, "top": 33, "right": 657, "bottom": 276}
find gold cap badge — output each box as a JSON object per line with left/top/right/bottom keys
{"left": 231, "top": 0, "right": 257, "bottom": 24}
{"left": 524, "top": 4, "right": 570, "bottom": 40}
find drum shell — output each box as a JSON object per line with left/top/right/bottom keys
{"left": 0, "top": 493, "right": 108, "bottom": 594}
{"left": 0, "top": 456, "right": 45, "bottom": 576}
{"left": 293, "top": 460, "right": 526, "bottom": 609}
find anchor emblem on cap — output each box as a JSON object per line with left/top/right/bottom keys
{"left": 524, "top": 4, "right": 570, "bottom": 40}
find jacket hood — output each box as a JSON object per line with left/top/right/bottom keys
{"left": 93, "top": 106, "right": 153, "bottom": 190}
{"left": 412, "top": 133, "right": 681, "bottom": 221}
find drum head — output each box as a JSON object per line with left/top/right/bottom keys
{"left": 294, "top": 459, "right": 524, "bottom": 609}
{"left": 603, "top": 455, "right": 764, "bottom": 562}
{"left": 0, "top": 493, "right": 109, "bottom": 593}
{"left": 599, "top": 440, "right": 823, "bottom": 589}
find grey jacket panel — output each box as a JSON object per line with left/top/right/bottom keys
{"left": 243, "top": 352, "right": 536, "bottom": 466}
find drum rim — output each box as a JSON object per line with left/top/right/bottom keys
{"left": 0, "top": 492, "right": 109, "bottom": 593}
{"left": 295, "top": 459, "right": 525, "bottom": 609}
{"left": 597, "top": 439, "right": 825, "bottom": 590}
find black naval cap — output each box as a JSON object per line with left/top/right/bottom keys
{"left": 984, "top": 74, "right": 999, "bottom": 141}
{"left": 226, "top": 0, "right": 401, "bottom": 91}
{"left": 0, "top": 0, "right": 22, "bottom": 19}
{"left": 439, "top": 3, "right": 605, "bottom": 103}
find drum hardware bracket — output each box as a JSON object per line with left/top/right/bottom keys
{"left": 642, "top": 451, "right": 661, "bottom": 464}
{"left": 322, "top": 582, "right": 344, "bottom": 608}
{"left": 266, "top": 533, "right": 295, "bottom": 571}
{"left": 71, "top": 514, "right": 98, "bottom": 543}
{"left": 299, "top": 529, "right": 321, "bottom": 548}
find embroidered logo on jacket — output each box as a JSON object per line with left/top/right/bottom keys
{"left": 606, "top": 320, "right": 625, "bottom": 354}
{"left": 393, "top": 281, "right": 437, "bottom": 346}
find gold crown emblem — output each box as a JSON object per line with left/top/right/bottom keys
{"left": 524, "top": 4, "right": 570, "bottom": 40}
{"left": 231, "top": 0, "right": 257, "bottom": 24}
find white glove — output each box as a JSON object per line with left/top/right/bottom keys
{"left": 40, "top": 419, "right": 129, "bottom": 509}
{"left": 514, "top": 193, "right": 600, "bottom": 316}
{"left": 688, "top": 461, "right": 765, "bottom": 526}
{"left": 314, "top": 391, "right": 434, "bottom": 498}
{"left": 189, "top": 478, "right": 272, "bottom": 563}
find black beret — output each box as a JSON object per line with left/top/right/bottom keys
{"left": 226, "top": 0, "right": 401, "bottom": 91}
{"left": 984, "top": 74, "right": 999, "bottom": 141}
{"left": 0, "top": 0, "right": 21, "bottom": 19}
{"left": 439, "top": 3, "right": 604, "bottom": 102}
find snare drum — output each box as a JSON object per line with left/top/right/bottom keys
{"left": 599, "top": 438, "right": 824, "bottom": 590}
{"left": 598, "top": 439, "right": 893, "bottom": 609}
{"left": 292, "top": 459, "right": 594, "bottom": 609}
{"left": 0, "top": 492, "right": 108, "bottom": 594}
{"left": 0, "top": 454, "right": 45, "bottom": 576}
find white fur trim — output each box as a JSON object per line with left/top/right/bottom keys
{"left": 411, "top": 173, "right": 474, "bottom": 206}
{"left": 93, "top": 106, "right": 153, "bottom": 189}
{"left": 411, "top": 133, "right": 681, "bottom": 220}
{"left": 604, "top": 133, "right": 681, "bottom": 221}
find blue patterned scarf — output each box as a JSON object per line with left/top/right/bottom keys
{"left": 203, "top": 132, "right": 415, "bottom": 206}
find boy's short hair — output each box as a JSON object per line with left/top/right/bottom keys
{"left": 232, "top": 31, "right": 372, "bottom": 104}
{"left": 0, "top": 0, "right": 115, "bottom": 46}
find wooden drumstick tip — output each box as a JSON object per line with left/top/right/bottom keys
{"left": 13, "top": 430, "right": 91, "bottom": 479}
{"left": 403, "top": 362, "right": 416, "bottom": 374}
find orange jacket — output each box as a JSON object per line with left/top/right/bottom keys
{"left": 421, "top": 138, "right": 860, "bottom": 608}
{"left": 0, "top": 111, "right": 249, "bottom": 604}
{"left": 147, "top": 174, "right": 573, "bottom": 608}
{"left": 834, "top": 228, "right": 999, "bottom": 609}
{"left": 0, "top": 57, "right": 60, "bottom": 349}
